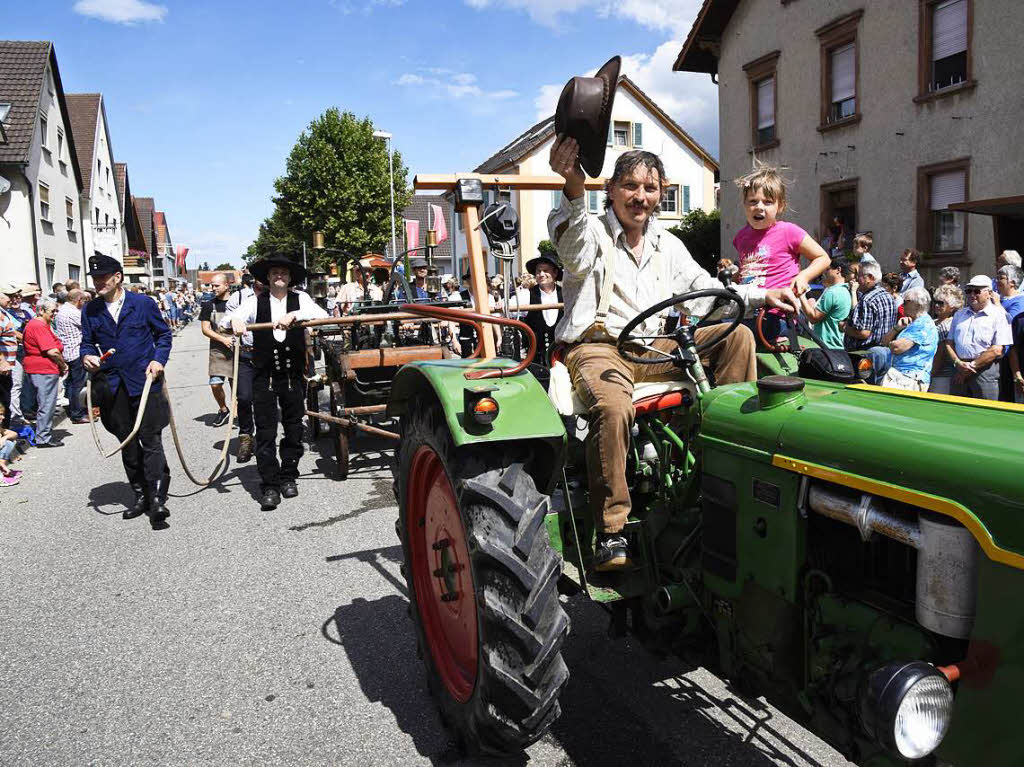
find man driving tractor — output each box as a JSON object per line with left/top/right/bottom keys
{"left": 548, "top": 59, "right": 799, "bottom": 571}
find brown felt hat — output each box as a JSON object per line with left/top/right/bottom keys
{"left": 554, "top": 56, "right": 621, "bottom": 178}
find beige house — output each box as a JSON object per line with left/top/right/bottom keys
{"left": 452, "top": 76, "right": 718, "bottom": 276}
{"left": 675, "top": 0, "right": 1024, "bottom": 280}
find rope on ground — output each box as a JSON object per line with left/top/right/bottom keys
{"left": 85, "top": 341, "right": 241, "bottom": 487}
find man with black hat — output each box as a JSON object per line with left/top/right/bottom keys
{"left": 547, "top": 56, "right": 798, "bottom": 571}
{"left": 522, "top": 253, "right": 564, "bottom": 367}
{"left": 223, "top": 255, "right": 327, "bottom": 509}
{"left": 80, "top": 254, "right": 173, "bottom": 526}
{"left": 405, "top": 258, "right": 430, "bottom": 300}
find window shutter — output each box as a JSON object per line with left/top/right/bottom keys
{"left": 633, "top": 122, "right": 643, "bottom": 147}
{"left": 683, "top": 185, "right": 691, "bottom": 213}
{"left": 608, "top": 122, "right": 613, "bottom": 146}
{"left": 588, "top": 190, "right": 598, "bottom": 212}
{"left": 933, "top": 0, "right": 967, "bottom": 61}
{"left": 830, "top": 43, "right": 856, "bottom": 102}
{"left": 757, "top": 78, "right": 774, "bottom": 129}
{"left": 930, "top": 170, "right": 966, "bottom": 210}
{"left": 551, "top": 190, "right": 561, "bottom": 210}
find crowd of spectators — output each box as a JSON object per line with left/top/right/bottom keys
{"left": 0, "top": 277, "right": 198, "bottom": 482}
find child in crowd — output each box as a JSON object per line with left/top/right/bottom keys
{"left": 0, "top": 405, "right": 22, "bottom": 486}
{"left": 733, "top": 165, "right": 830, "bottom": 337}
{"left": 882, "top": 273, "right": 906, "bottom": 318}
{"left": 852, "top": 233, "right": 875, "bottom": 264}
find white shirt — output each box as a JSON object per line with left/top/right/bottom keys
{"left": 220, "top": 289, "right": 328, "bottom": 343}
{"left": 107, "top": 289, "right": 126, "bottom": 324}
{"left": 547, "top": 195, "right": 765, "bottom": 343}
{"left": 225, "top": 287, "right": 257, "bottom": 345}
{"left": 949, "top": 301, "right": 1013, "bottom": 359}
{"left": 538, "top": 286, "right": 560, "bottom": 327}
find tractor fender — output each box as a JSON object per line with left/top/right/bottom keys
{"left": 387, "top": 359, "right": 567, "bottom": 492}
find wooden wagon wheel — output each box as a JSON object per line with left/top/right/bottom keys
{"left": 330, "top": 381, "right": 350, "bottom": 480}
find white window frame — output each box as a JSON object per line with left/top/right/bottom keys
{"left": 661, "top": 185, "right": 679, "bottom": 215}
{"left": 39, "top": 113, "right": 48, "bottom": 149}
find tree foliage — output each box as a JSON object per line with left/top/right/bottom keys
{"left": 668, "top": 208, "right": 721, "bottom": 275}
{"left": 537, "top": 239, "right": 558, "bottom": 258}
{"left": 214, "top": 262, "right": 234, "bottom": 271}
{"left": 246, "top": 109, "right": 412, "bottom": 270}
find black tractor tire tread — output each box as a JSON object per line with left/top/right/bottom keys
{"left": 395, "top": 394, "right": 570, "bottom": 756}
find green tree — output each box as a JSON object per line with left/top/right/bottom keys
{"left": 214, "top": 262, "right": 234, "bottom": 271}
{"left": 245, "top": 208, "right": 302, "bottom": 263}
{"left": 250, "top": 108, "right": 412, "bottom": 270}
{"left": 668, "top": 208, "right": 721, "bottom": 275}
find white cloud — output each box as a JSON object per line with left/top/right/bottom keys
{"left": 393, "top": 70, "right": 519, "bottom": 103}
{"left": 464, "top": 0, "right": 701, "bottom": 35}
{"left": 534, "top": 40, "right": 720, "bottom": 157}
{"left": 73, "top": 0, "right": 167, "bottom": 24}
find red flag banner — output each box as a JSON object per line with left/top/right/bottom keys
{"left": 405, "top": 219, "right": 420, "bottom": 257}
{"left": 175, "top": 246, "right": 189, "bottom": 273}
{"left": 430, "top": 204, "right": 448, "bottom": 244}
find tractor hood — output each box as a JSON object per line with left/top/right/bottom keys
{"left": 700, "top": 380, "right": 1024, "bottom": 564}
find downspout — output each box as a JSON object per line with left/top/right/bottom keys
{"left": 79, "top": 189, "right": 88, "bottom": 275}
{"left": 22, "top": 169, "right": 43, "bottom": 287}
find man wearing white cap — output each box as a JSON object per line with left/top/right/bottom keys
{"left": 946, "top": 275, "right": 1013, "bottom": 400}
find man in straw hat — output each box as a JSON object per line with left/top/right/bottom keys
{"left": 224, "top": 254, "right": 327, "bottom": 510}
{"left": 548, "top": 56, "right": 799, "bottom": 571}
{"left": 81, "top": 254, "right": 174, "bottom": 527}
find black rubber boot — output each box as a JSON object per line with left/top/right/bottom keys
{"left": 124, "top": 483, "right": 148, "bottom": 520}
{"left": 148, "top": 482, "right": 170, "bottom": 528}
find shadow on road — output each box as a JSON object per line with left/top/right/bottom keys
{"left": 87, "top": 480, "right": 130, "bottom": 516}
{"left": 318, "top": 546, "right": 829, "bottom": 767}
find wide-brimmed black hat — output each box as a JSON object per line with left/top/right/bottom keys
{"left": 554, "top": 56, "right": 621, "bottom": 178}
{"left": 525, "top": 254, "right": 564, "bottom": 281}
{"left": 249, "top": 255, "right": 307, "bottom": 287}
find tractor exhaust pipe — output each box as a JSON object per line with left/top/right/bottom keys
{"left": 806, "top": 484, "right": 979, "bottom": 639}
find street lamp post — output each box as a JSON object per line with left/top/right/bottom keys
{"left": 372, "top": 130, "right": 397, "bottom": 261}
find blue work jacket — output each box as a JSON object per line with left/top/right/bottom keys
{"left": 80, "top": 290, "right": 173, "bottom": 396}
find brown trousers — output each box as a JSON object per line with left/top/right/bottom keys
{"left": 565, "top": 323, "right": 756, "bottom": 533}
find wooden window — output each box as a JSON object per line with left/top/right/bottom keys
{"left": 917, "top": 158, "right": 969, "bottom": 258}
{"left": 65, "top": 197, "right": 74, "bottom": 230}
{"left": 613, "top": 121, "right": 630, "bottom": 147}
{"left": 917, "top": 0, "right": 974, "bottom": 101}
{"left": 662, "top": 186, "right": 678, "bottom": 215}
{"left": 816, "top": 10, "right": 862, "bottom": 131}
{"left": 39, "top": 182, "right": 50, "bottom": 220}
{"left": 820, "top": 178, "right": 859, "bottom": 254}
{"left": 744, "top": 51, "right": 780, "bottom": 150}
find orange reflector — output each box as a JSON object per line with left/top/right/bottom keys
{"left": 858, "top": 358, "right": 873, "bottom": 372}
{"left": 473, "top": 398, "right": 498, "bottom": 414}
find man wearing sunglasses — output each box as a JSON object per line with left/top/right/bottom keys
{"left": 945, "top": 275, "right": 1012, "bottom": 400}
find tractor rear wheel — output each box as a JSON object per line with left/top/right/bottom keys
{"left": 394, "top": 396, "right": 569, "bottom": 755}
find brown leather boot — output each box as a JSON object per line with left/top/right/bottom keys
{"left": 237, "top": 434, "right": 254, "bottom": 463}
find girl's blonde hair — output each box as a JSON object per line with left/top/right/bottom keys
{"left": 734, "top": 163, "right": 789, "bottom": 210}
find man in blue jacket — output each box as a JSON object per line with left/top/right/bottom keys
{"left": 81, "top": 255, "right": 173, "bottom": 527}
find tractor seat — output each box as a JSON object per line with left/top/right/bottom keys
{"left": 563, "top": 379, "right": 696, "bottom": 417}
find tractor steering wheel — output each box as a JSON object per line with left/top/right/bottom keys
{"left": 616, "top": 289, "right": 745, "bottom": 366}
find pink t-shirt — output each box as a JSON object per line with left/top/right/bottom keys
{"left": 732, "top": 221, "right": 808, "bottom": 290}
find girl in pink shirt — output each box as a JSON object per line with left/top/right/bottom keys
{"left": 733, "top": 167, "right": 830, "bottom": 296}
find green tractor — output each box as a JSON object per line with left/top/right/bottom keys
{"left": 387, "top": 174, "right": 1023, "bottom": 765}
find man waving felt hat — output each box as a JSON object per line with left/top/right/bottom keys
{"left": 222, "top": 254, "right": 327, "bottom": 509}
{"left": 547, "top": 57, "right": 799, "bottom": 572}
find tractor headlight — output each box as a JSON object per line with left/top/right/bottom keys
{"left": 861, "top": 661, "right": 954, "bottom": 760}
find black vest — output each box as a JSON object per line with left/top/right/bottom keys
{"left": 252, "top": 291, "right": 305, "bottom": 375}
{"left": 523, "top": 285, "right": 563, "bottom": 364}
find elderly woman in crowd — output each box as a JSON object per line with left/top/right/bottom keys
{"left": 877, "top": 287, "right": 938, "bottom": 391}
{"left": 22, "top": 299, "right": 67, "bottom": 447}
{"left": 928, "top": 284, "right": 965, "bottom": 394}
{"left": 938, "top": 266, "right": 960, "bottom": 287}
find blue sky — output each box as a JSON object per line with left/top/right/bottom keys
{"left": 7, "top": 0, "right": 717, "bottom": 267}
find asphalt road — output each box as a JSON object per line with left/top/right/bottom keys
{"left": 0, "top": 323, "right": 852, "bottom": 766}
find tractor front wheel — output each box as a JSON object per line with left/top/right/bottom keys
{"left": 394, "top": 396, "right": 569, "bottom": 755}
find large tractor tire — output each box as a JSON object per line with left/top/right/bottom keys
{"left": 394, "top": 396, "right": 570, "bottom": 755}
